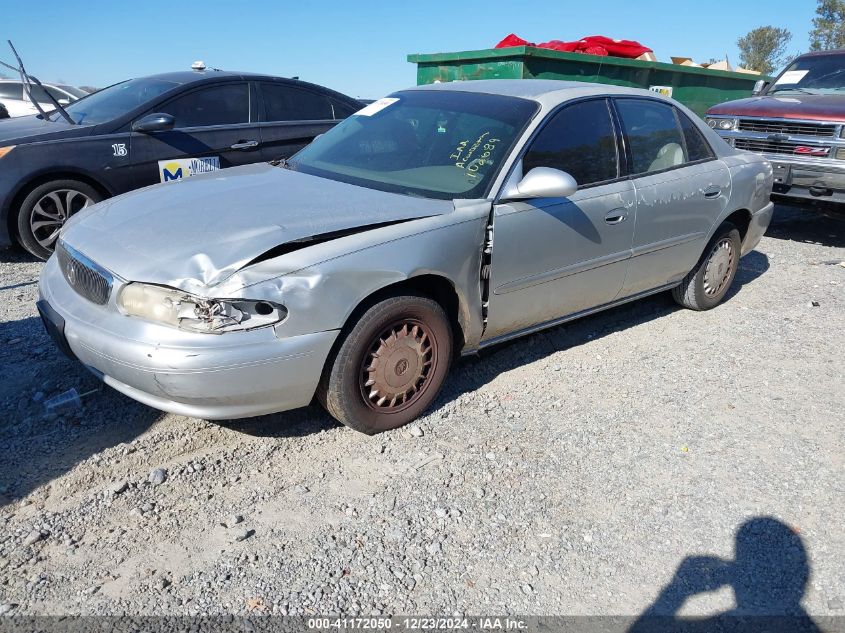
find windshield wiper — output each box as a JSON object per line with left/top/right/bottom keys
{"left": 770, "top": 86, "right": 818, "bottom": 95}
{"left": 0, "top": 41, "right": 75, "bottom": 124}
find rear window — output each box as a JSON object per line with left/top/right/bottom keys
{"left": 262, "top": 83, "right": 333, "bottom": 121}
{"left": 677, "top": 109, "right": 714, "bottom": 162}
{"left": 616, "top": 99, "right": 688, "bottom": 175}
{"left": 0, "top": 82, "right": 22, "bottom": 100}
{"left": 330, "top": 97, "right": 360, "bottom": 119}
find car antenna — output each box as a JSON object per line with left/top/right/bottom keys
{"left": 2, "top": 41, "right": 75, "bottom": 124}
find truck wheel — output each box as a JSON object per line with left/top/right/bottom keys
{"left": 318, "top": 294, "right": 453, "bottom": 434}
{"left": 16, "top": 179, "right": 102, "bottom": 260}
{"left": 672, "top": 222, "right": 741, "bottom": 311}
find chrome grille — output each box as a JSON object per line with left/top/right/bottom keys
{"left": 56, "top": 242, "right": 112, "bottom": 305}
{"left": 734, "top": 138, "right": 831, "bottom": 157}
{"left": 737, "top": 118, "right": 838, "bottom": 137}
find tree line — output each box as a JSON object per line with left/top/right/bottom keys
{"left": 737, "top": 0, "right": 845, "bottom": 75}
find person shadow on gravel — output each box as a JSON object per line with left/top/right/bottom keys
{"left": 628, "top": 517, "right": 821, "bottom": 633}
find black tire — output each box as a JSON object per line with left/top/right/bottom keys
{"left": 317, "top": 294, "right": 453, "bottom": 434}
{"left": 672, "top": 222, "right": 742, "bottom": 311}
{"left": 16, "top": 179, "right": 103, "bottom": 260}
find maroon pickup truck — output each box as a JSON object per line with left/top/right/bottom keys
{"left": 705, "top": 49, "right": 845, "bottom": 206}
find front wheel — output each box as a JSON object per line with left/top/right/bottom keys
{"left": 16, "top": 179, "right": 102, "bottom": 260}
{"left": 672, "top": 222, "right": 741, "bottom": 311}
{"left": 317, "top": 294, "right": 453, "bottom": 434}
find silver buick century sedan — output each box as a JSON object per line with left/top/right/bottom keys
{"left": 38, "top": 80, "right": 774, "bottom": 434}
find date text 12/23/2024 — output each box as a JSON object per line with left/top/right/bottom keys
{"left": 308, "top": 617, "right": 528, "bottom": 630}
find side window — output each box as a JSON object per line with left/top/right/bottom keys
{"left": 616, "top": 99, "right": 688, "bottom": 175}
{"left": 0, "top": 82, "right": 23, "bottom": 99}
{"left": 522, "top": 99, "right": 618, "bottom": 187}
{"left": 330, "top": 97, "right": 360, "bottom": 119}
{"left": 676, "top": 109, "right": 714, "bottom": 162}
{"left": 28, "top": 86, "right": 70, "bottom": 103}
{"left": 159, "top": 83, "right": 249, "bottom": 128}
{"left": 261, "top": 83, "right": 333, "bottom": 121}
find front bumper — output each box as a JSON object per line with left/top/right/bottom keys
{"left": 765, "top": 155, "right": 845, "bottom": 204}
{"left": 38, "top": 255, "right": 339, "bottom": 419}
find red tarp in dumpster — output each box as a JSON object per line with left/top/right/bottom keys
{"left": 494, "top": 33, "right": 652, "bottom": 59}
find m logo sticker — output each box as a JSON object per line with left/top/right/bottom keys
{"left": 157, "top": 157, "right": 221, "bottom": 183}
{"left": 161, "top": 163, "right": 184, "bottom": 181}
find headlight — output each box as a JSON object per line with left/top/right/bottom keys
{"left": 0, "top": 145, "right": 15, "bottom": 159}
{"left": 118, "top": 283, "right": 287, "bottom": 333}
{"left": 706, "top": 118, "right": 737, "bottom": 131}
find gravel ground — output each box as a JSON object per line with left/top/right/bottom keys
{"left": 0, "top": 203, "right": 843, "bottom": 618}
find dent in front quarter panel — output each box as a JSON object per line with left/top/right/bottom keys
{"left": 238, "top": 202, "right": 491, "bottom": 351}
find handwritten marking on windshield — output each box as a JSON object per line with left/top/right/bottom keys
{"left": 452, "top": 132, "right": 500, "bottom": 179}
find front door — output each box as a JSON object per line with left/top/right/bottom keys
{"left": 130, "top": 82, "right": 261, "bottom": 187}
{"left": 484, "top": 98, "right": 636, "bottom": 341}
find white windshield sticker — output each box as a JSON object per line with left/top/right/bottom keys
{"left": 158, "top": 156, "right": 221, "bottom": 183}
{"left": 775, "top": 70, "right": 809, "bottom": 85}
{"left": 354, "top": 97, "right": 399, "bottom": 117}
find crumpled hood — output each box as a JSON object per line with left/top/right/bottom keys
{"left": 61, "top": 163, "right": 452, "bottom": 290}
{"left": 707, "top": 94, "right": 845, "bottom": 122}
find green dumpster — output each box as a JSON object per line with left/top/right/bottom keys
{"left": 407, "top": 46, "right": 772, "bottom": 117}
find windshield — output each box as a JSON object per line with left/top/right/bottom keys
{"left": 49, "top": 77, "right": 179, "bottom": 125}
{"left": 288, "top": 90, "right": 538, "bottom": 200}
{"left": 769, "top": 54, "right": 845, "bottom": 95}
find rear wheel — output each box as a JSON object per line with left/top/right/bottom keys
{"left": 672, "top": 222, "right": 741, "bottom": 311}
{"left": 16, "top": 179, "right": 102, "bottom": 260}
{"left": 318, "top": 294, "right": 453, "bottom": 434}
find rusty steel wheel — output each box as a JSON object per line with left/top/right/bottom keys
{"left": 360, "top": 319, "right": 438, "bottom": 412}
{"left": 318, "top": 294, "right": 453, "bottom": 434}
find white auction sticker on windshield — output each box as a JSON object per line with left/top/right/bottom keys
{"left": 775, "top": 70, "right": 809, "bottom": 85}
{"left": 354, "top": 97, "right": 399, "bottom": 117}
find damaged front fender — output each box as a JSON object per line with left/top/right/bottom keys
{"left": 213, "top": 200, "right": 492, "bottom": 350}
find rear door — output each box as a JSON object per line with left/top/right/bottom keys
{"left": 257, "top": 82, "right": 348, "bottom": 162}
{"left": 484, "top": 98, "right": 636, "bottom": 341}
{"left": 129, "top": 81, "right": 261, "bottom": 187}
{"left": 613, "top": 98, "right": 731, "bottom": 296}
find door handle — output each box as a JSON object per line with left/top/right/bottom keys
{"left": 230, "top": 140, "right": 259, "bottom": 150}
{"left": 604, "top": 208, "right": 628, "bottom": 225}
{"left": 703, "top": 185, "right": 722, "bottom": 199}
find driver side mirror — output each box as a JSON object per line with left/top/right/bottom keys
{"left": 502, "top": 167, "right": 578, "bottom": 201}
{"left": 132, "top": 113, "right": 175, "bottom": 133}
{"left": 752, "top": 79, "right": 769, "bottom": 95}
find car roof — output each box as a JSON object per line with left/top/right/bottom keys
{"left": 125, "top": 70, "right": 342, "bottom": 89}
{"left": 795, "top": 48, "right": 845, "bottom": 58}
{"left": 1, "top": 71, "right": 352, "bottom": 95}
{"left": 404, "top": 78, "right": 661, "bottom": 102}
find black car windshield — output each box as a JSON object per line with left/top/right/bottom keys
{"left": 288, "top": 90, "right": 538, "bottom": 200}
{"left": 49, "top": 77, "right": 179, "bottom": 124}
{"left": 769, "top": 54, "right": 845, "bottom": 94}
